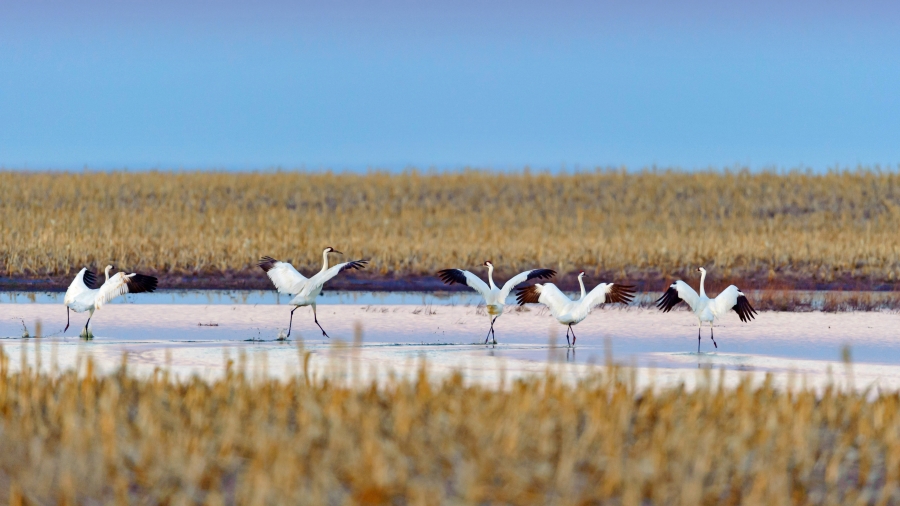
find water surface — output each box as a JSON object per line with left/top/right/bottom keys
{"left": 1, "top": 295, "right": 898, "bottom": 391}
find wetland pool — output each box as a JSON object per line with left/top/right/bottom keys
{"left": 1, "top": 290, "right": 898, "bottom": 390}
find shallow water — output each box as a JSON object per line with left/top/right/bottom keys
{"left": 4, "top": 289, "right": 894, "bottom": 311}
{"left": 1, "top": 297, "right": 898, "bottom": 390}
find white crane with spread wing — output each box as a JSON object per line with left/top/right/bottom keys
{"left": 259, "top": 247, "right": 367, "bottom": 338}
{"left": 656, "top": 267, "right": 757, "bottom": 352}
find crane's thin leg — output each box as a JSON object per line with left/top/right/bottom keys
{"left": 697, "top": 325, "right": 701, "bottom": 353}
{"left": 312, "top": 306, "right": 330, "bottom": 339}
{"left": 570, "top": 326, "right": 577, "bottom": 346}
{"left": 566, "top": 325, "right": 572, "bottom": 347}
{"left": 286, "top": 307, "right": 298, "bottom": 338}
{"left": 710, "top": 324, "right": 717, "bottom": 349}
{"left": 64, "top": 307, "right": 70, "bottom": 332}
{"left": 80, "top": 308, "right": 96, "bottom": 339}
{"left": 485, "top": 317, "right": 497, "bottom": 345}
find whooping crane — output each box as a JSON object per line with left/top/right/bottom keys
{"left": 655, "top": 267, "right": 757, "bottom": 353}
{"left": 258, "top": 247, "right": 367, "bottom": 339}
{"left": 63, "top": 265, "right": 158, "bottom": 337}
{"left": 515, "top": 271, "right": 635, "bottom": 346}
{"left": 437, "top": 261, "right": 555, "bottom": 344}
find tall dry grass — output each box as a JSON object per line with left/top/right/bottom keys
{"left": 2, "top": 169, "right": 900, "bottom": 285}
{"left": 0, "top": 349, "right": 897, "bottom": 503}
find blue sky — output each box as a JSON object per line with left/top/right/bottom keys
{"left": 1, "top": 0, "right": 898, "bottom": 171}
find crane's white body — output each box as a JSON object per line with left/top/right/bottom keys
{"left": 656, "top": 267, "right": 757, "bottom": 352}
{"left": 438, "top": 262, "right": 555, "bottom": 344}
{"left": 666, "top": 269, "right": 745, "bottom": 327}
{"left": 264, "top": 249, "right": 351, "bottom": 306}
{"left": 64, "top": 266, "right": 157, "bottom": 336}
{"left": 517, "top": 272, "right": 634, "bottom": 346}
{"left": 531, "top": 277, "right": 619, "bottom": 325}
{"left": 457, "top": 264, "right": 545, "bottom": 317}
{"left": 260, "top": 248, "right": 366, "bottom": 338}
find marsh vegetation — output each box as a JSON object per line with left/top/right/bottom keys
{"left": 0, "top": 349, "right": 896, "bottom": 504}
{"left": 2, "top": 170, "right": 899, "bottom": 291}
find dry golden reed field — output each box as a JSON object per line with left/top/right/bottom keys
{"left": 2, "top": 169, "right": 900, "bottom": 290}
{"left": 0, "top": 348, "right": 897, "bottom": 505}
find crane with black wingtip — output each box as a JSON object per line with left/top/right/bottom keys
{"left": 655, "top": 267, "right": 757, "bottom": 353}
{"left": 515, "top": 270, "right": 635, "bottom": 347}
{"left": 259, "top": 247, "right": 367, "bottom": 339}
{"left": 63, "top": 265, "right": 158, "bottom": 337}
{"left": 437, "top": 261, "right": 556, "bottom": 344}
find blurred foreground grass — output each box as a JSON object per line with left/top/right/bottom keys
{"left": 0, "top": 349, "right": 898, "bottom": 504}
{"left": 3, "top": 169, "right": 900, "bottom": 287}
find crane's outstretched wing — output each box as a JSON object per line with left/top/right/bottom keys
{"left": 499, "top": 268, "right": 556, "bottom": 300}
{"left": 515, "top": 283, "right": 572, "bottom": 317}
{"left": 437, "top": 269, "right": 491, "bottom": 298}
{"left": 656, "top": 280, "right": 700, "bottom": 312}
{"left": 95, "top": 272, "right": 158, "bottom": 309}
{"left": 713, "top": 285, "right": 758, "bottom": 322}
{"left": 64, "top": 268, "right": 98, "bottom": 304}
{"left": 259, "top": 256, "right": 308, "bottom": 295}
{"left": 583, "top": 282, "right": 636, "bottom": 309}
{"left": 307, "top": 259, "right": 368, "bottom": 292}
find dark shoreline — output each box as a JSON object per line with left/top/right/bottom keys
{"left": 3, "top": 270, "right": 899, "bottom": 293}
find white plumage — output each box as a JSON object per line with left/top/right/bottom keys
{"left": 259, "top": 247, "right": 367, "bottom": 338}
{"left": 516, "top": 271, "right": 635, "bottom": 346}
{"left": 63, "top": 265, "right": 158, "bottom": 336}
{"left": 656, "top": 267, "right": 757, "bottom": 352}
{"left": 438, "top": 261, "right": 555, "bottom": 344}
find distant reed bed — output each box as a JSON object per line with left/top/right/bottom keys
{"left": 2, "top": 169, "right": 899, "bottom": 286}
{"left": 0, "top": 350, "right": 896, "bottom": 503}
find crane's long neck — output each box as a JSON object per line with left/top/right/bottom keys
{"left": 578, "top": 275, "right": 586, "bottom": 300}
{"left": 487, "top": 264, "right": 497, "bottom": 290}
{"left": 104, "top": 266, "right": 112, "bottom": 282}
{"left": 320, "top": 250, "right": 330, "bottom": 273}
{"left": 699, "top": 270, "right": 707, "bottom": 298}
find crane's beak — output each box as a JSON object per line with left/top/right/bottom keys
{"left": 331, "top": 250, "right": 343, "bottom": 255}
